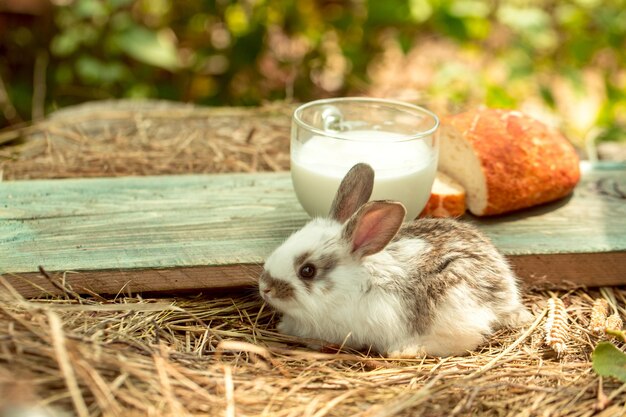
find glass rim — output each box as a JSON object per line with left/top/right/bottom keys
{"left": 292, "top": 97, "right": 440, "bottom": 142}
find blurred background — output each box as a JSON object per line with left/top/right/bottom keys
{"left": 0, "top": 0, "right": 625, "bottom": 150}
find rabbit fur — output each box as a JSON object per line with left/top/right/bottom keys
{"left": 259, "top": 163, "right": 531, "bottom": 357}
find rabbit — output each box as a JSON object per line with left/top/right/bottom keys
{"left": 259, "top": 163, "right": 532, "bottom": 357}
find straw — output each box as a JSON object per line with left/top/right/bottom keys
{"left": 1, "top": 279, "right": 624, "bottom": 417}
{"left": 1, "top": 101, "right": 624, "bottom": 416}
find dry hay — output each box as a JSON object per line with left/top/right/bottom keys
{"left": 1, "top": 99, "right": 622, "bottom": 182}
{"left": 0, "top": 276, "right": 625, "bottom": 417}
{"left": 1, "top": 100, "right": 626, "bottom": 416}
{"left": 0, "top": 100, "right": 293, "bottom": 180}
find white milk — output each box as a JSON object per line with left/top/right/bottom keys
{"left": 291, "top": 130, "right": 438, "bottom": 220}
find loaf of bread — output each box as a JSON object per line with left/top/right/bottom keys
{"left": 439, "top": 108, "right": 580, "bottom": 216}
{"left": 419, "top": 172, "right": 466, "bottom": 218}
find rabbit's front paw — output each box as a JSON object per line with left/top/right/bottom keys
{"left": 387, "top": 345, "right": 427, "bottom": 359}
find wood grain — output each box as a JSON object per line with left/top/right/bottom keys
{"left": 1, "top": 162, "right": 625, "bottom": 297}
{"left": 468, "top": 162, "right": 626, "bottom": 255}
{"left": 510, "top": 251, "right": 626, "bottom": 288}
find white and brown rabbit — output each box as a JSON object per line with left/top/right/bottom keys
{"left": 259, "top": 163, "right": 531, "bottom": 357}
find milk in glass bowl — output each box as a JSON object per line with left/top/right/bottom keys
{"left": 291, "top": 98, "right": 440, "bottom": 220}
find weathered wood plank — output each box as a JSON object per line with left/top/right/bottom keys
{"left": 8, "top": 265, "right": 263, "bottom": 297}
{"left": 469, "top": 162, "right": 626, "bottom": 254}
{"left": 1, "top": 162, "right": 625, "bottom": 297}
{"left": 2, "top": 173, "right": 305, "bottom": 272}
{"left": 510, "top": 252, "right": 626, "bottom": 288}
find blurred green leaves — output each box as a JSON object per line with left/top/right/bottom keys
{"left": 224, "top": 3, "right": 251, "bottom": 36}
{"left": 112, "top": 27, "right": 180, "bottom": 70}
{"left": 45, "top": 0, "right": 184, "bottom": 100}
{"left": 0, "top": 0, "right": 624, "bottom": 146}
{"left": 367, "top": 0, "right": 414, "bottom": 25}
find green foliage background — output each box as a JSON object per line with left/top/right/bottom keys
{"left": 1, "top": 0, "right": 625, "bottom": 145}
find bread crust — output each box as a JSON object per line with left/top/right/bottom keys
{"left": 442, "top": 109, "right": 580, "bottom": 216}
{"left": 419, "top": 193, "right": 466, "bottom": 218}
{"left": 419, "top": 173, "right": 466, "bottom": 218}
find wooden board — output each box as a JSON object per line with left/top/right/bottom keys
{"left": 1, "top": 162, "right": 625, "bottom": 297}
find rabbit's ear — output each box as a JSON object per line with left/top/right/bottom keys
{"left": 342, "top": 201, "right": 406, "bottom": 258}
{"left": 329, "top": 163, "right": 375, "bottom": 223}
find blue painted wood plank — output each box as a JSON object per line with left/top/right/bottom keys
{"left": 1, "top": 162, "right": 625, "bottom": 296}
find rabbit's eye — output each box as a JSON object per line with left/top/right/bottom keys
{"left": 298, "top": 263, "right": 317, "bottom": 280}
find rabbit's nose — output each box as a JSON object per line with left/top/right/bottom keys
{"left": 261, "top": 287, "right": 273, "bottom": 299}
